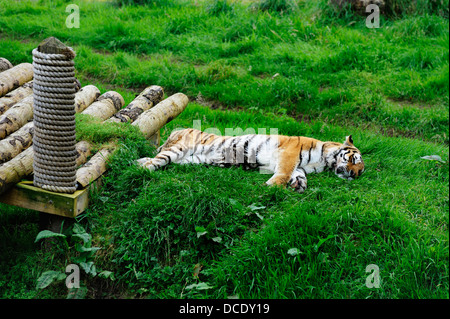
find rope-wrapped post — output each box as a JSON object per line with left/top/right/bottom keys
{"left": 32, "top": 37, "right": 77, "bottom": 194}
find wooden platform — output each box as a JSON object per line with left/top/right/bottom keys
{"left": 0, "top": 179, "right": 101, "bottom": 218}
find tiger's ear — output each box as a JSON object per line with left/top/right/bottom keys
{"left": 343, "top": 135, "right": 354, "bottom": 147}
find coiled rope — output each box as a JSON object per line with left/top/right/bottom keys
{"left": 32, "top": 47, "right": 77, "bottom": 193}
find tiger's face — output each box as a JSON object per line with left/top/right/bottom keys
{"left": 334, "top": 136, "right": 365, "bottom": 181}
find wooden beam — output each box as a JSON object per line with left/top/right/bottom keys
{"left": 0, "top": 179, "right": 101, "bottom": 218}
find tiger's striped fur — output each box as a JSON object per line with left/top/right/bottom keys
{"left": 137, "top": 128, "right": 364, "bottom": 193}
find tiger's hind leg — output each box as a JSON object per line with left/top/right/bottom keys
{"left": 266, "top": 167, "right": 308, "bottom": 193}
{"left": 289, "top": 168, "right": 307, "bottom": 193}
{"left": 265, "top": 146, "right": 303, "bottom": 190}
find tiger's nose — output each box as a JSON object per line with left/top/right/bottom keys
{"left": 336, "top": 167, "right": 345, "bottom": 174}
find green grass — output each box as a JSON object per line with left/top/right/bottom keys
{"left": 0, "top": 0, "right": 448, "bottom": 299}
{"left": 86, "top": 104, "right": 448, "bottom": 299}
{"left": 0, "top": 0, "right": 448, "bottom": 143}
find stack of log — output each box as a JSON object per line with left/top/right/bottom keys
{"left": 0, "top": 57, "right": 189, "bottom": 196}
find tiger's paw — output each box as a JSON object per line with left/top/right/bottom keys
{"left": 290, "top": 176, "right": 307, "bottom": 193}
{"left": 136, "top": 157, "right": 156, "bottom": 171}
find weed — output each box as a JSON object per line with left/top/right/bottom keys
{"left": 253, "top": 0, "right": 299, "bottom": 13}
{"left": 34, "top": 224, "right": 114, "bottom": 299}
{"left": 205, "top": 0, "right": 234, "bottom": 16}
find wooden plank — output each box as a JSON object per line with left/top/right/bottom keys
{"left": 0, "top": 178, "right": 101, "bottom": 218}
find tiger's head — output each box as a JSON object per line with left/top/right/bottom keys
{"left": 334, "top": 135, "right": 365, "bottom": 181}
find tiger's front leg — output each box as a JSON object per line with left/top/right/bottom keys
{"left": 136, "top": 145, "right": 189, "bottom": 171}
{"left": 136, "top": 157, "right": 158, "bottom": 171}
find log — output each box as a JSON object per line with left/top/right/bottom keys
{"left": 74, "top": 141, "right": 92, "bottom": 166}
{"left": 0, "top": 95, "right": 33, "bottom": 139}
{"left": 132, "top": 93, "right": 189, "bottom": 139}
{"left": 0, "top": 84, "right": 99, "bottom": 162}
{"left": 0, "top": 79, "right": 83, "bottom": 140}
{"left": 81, "top": 91, "right": 124, "bottom": 121}
{"left": 75, "top": 85, "right": 101, "bottom": 113}
{"left": 76, "top": 147, "right": 115, "bottom": 188}
{"left": 0, "top": 78, "right": 80, "bottom": 116}
{"left": 0, "top": 63, "right": 33, "bottom": 97}
{"left": 0, "top": 81, "right": 33, "bottom": 116}
{"left": 0, "top": 141, "right": 91, "bottom": 195}
{"left": 0, "top": 147, "right": 34, "bottom": 195}
{"left": 0, "top": 58, "right": 13, "bottom": 73}
{"left": 0, "top": 82, "right": 106, "bottom": 195}
{"left": 73, "top": 87, "right": 164, "bottom": 185}
{"left": 105, "top": 85, "right": 164, "bottom": 124}
{"left": 0, "top": 122, "right": 33, "bottom": 163}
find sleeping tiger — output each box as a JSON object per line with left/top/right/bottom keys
{"left": 136, "top": 128, "right": 365, "bottom": 193}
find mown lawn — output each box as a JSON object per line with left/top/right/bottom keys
{"left": 0, "top": 0, "right": 448, "bottom": 299}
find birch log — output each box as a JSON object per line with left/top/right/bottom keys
{"left": 76, "top": 147, "right": 115, "bottom": 188}
{"left": 0, "top": 122, "right": 34, "bottom": 163}
{"left": 74, "top": 141, "right": 91, "bottom": 167}
{"left": 75, "top": 85, "right": 101, "bottom": 113}
{"left": 132, "top": 93, "right": 189, "bottom": 139}
{"left": 0, "top": 95, "right": 34, "bottom": 139}
{"left": 81, "top": 91, "right": 124, "bottom": 120}
{"left": 74, "top": 87, "right": 163, "bottom": 187}
{"left": 0, "top": 141, "right": 91, "bottom": 195}
{"left": 0, "top": 85, "right": 100, "bottom": 163}
{"left": 106, "top": 85, "right": 164, "bottom": 123}
{"left": 0, "top": 84, "right": 107, "bottom": 194}
{"left": 0, "top": 63, "right": 33, "bottom": 97}
{"left": 0, "top": 58, "right": 13, "bottom": 73}
{"left": 0, "top": 81, "right": 33, "bottom": 116}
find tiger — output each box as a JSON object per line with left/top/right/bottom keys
{"left": 136, "top": 128, "right": 365, "bottom": 193}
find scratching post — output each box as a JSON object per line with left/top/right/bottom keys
{"left": 32, "top": 37, "right": 77, "bottom": 193}
{"left": 0, "top": 39, "right": 190, "bottom": 223}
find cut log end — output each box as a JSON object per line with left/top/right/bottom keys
{"left": 0, "top": 58, "right": 13, "bottom": 73}
{"left": 82, "top": 91, "right": 125, "bottom": 121}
